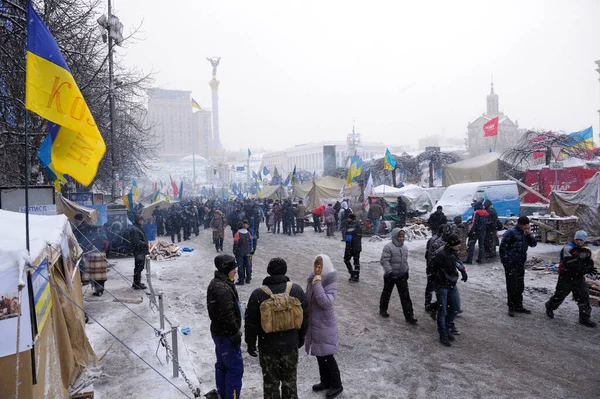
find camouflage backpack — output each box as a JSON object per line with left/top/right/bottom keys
{"left": 259, "top": 282, "right": 303, "bottom": 333}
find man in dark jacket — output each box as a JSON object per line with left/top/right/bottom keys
{"left": 167, "top": 207, "right": 182, "bottom": 243}
{"left": 428, "top": 205, "right": 447, "bottom": 233}
{"left": 499, "top": 216, "right": 537, "bottom": 317}
{"left": 228, "top": 205, "right": 242, "bottom": 238}
{"left": 464, "top": 202, "right": 489, "bottom": 264}
{"left": 367, "top": 199, "right": 384, "bottom": 236}
{"left": 233, "top": 220, "right": 253, "bottom": 286}
{"left": 424, "top": 225, "right": 452, "bottom": 318}
{"left": 130, "top": 215, "right": 149, "bottom": 290}
{"left": 430, "top": 234, "right": 467, "bottom": 347}
{"left": 344, "top": 214, "right": 362, "bottom": 283}
{"left": 483, "top": 199, "right": 498, "bottom": 259}
{"left": 245, "top": 258, "right": 309, "bottom": 399}
{"left": 207, "top": 254, "right": 244, "bottom": 399}
{"left": 396, "top": 196, "right": 407, "bottom": 228}
{"left": 283, "top": 200, "right": 296, "bottom": 236}
{"left": 545, "top": 230, "right": 597, "bottom": 327}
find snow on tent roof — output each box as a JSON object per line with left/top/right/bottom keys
{"left": 0, "top": 209, "right": 71, "bottom": 276}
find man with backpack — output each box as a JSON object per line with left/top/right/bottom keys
{"left": 245, "top": 258, "right": 309, "bottom": 399}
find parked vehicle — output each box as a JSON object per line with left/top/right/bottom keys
{"left": 432, "top": 180, "right": 520, "bottom": 222}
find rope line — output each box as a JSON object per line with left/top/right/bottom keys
{"left": 26, "top": 265, "right": 193, "bottom": 399}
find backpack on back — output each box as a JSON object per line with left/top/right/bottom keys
{"left": 259, "top": 282, "right": 303, "bottom": 333}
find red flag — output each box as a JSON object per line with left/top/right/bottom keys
{"left": 170, "top": 175, "right": 179, "bottom": 197}
{"left": 483, "top": 117, "right": 499, "bottom": 137}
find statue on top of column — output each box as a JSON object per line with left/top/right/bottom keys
{"left": 207, "top": 57, "right": 221, "bottom": 78}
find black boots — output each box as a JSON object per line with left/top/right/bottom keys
{"left": 579, "top": 318, "right": 597, "bottom": 328}
{"left": 132, "top": 282, "right": 147, "bottom": 290}
{"left": 326, "top": 371, "right": 343, "bottom": 399}
{"left": 312, "top": 382, "right": 329, "bottom": 392}
{"left": 348, "top": 271, "right": 359, "bottom": 283}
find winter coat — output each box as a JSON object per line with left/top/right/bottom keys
{"left": 245, "top": 275, "right": 309, "bottom": 353}
{"left": 428, "top": 210, "right": 447, "bottom": 232}
{"left": 305, "top": 255, "right": 338, "bottom": 356}
{"left": 207, "top": 271, "right": 242, "bottom": 337}
{"left": 233, "top": 228, "right": 252, "bottom": 256}
{"left": 380, "top": 228, "right": 409, "bottom": 278}
{"left": 367, "top": 202, "right": 384, "bottom": 220}
{"left": 430, "top": 246, "right": 462, "bottom": 288}
{"left": 499, "top": 226, "right": 537, "bottom": 266}
{"left": 296, "top": 204, "right": 307, "bottom": 219}
{"left": 227, "top": 210, "right": 241, "bottom": 234}
{"left": 484, "top": 200, "right": 499, "bottom": 232}
{"left": 130, "top": 223, "right": 149, "bottom": 255}
{"left": 312, "top": 205, "right": 325, "bottom": 217}
{"left": 469, "top": 207, "right": 489, "bottom": 235}
{"left": 345, "top": 220, "right": 362, "bottom": 253}
{"left": 273, "top": 204, "right": 283, "bottom": 222}
{"left": 283, "top": 204, "right": 295, "bottom": 222}
{"left": 324, "top": 206, "right": 336, "bottom": 224}
{"left": 558, "top": 242, "right": 596, "bottom": 277}
{"left": 211, "top": 211, "right": 226, "bottom": 240}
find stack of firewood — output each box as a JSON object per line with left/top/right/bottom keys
{"left": 149, "top": 240, "right": 181, "bottom": 260}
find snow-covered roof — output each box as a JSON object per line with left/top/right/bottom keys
{"left": 0, "top": 210, "right": 71, "bottom": 277}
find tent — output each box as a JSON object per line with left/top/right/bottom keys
{"left": 442, "top": 152, "right": 512, "bottom": 186}
{"left": 292, "top": 181, "right": 314, "bottom": 200}
{"left": 56, "top": 194, "right": 99, "bottom": 226}
{"left": 550, "top": 172, "right": 600, "bottom": 236}
{"left": 303, "top": 176, "right": 346, "bottom": 210}
{"left": 373, "top": 185, "right": 403, "bottom": 202}
{"left": 383, "top": 184, "right": 446, "bottom": 213}
{"left": 141, "top": 199, "right": 174, "bottom": 220}
{"left": 0, "top": 210, "right": 97, "bottom": 398}
{"left": 261, "top": 185, "right": 288, "bottom": 201}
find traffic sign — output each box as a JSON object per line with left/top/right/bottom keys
{"left": 549, "top": 161, "right": 564, "bottom": 170}
{"left": 550, "top": 146, "right": 562, "bottom": 161}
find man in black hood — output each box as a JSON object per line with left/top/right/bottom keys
{"left": 207, "top": 254, "right": 244, "bottom": 399}
{"left": 245, "top": 258, "right": 308, "bottom": 399}
{"left": 130, "top": 215, "right": 148, "bottom": 290}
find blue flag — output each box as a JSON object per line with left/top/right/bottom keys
{"left": 248, "top": 148, "right": 252, "bottom": 158}
{"left": 263, "top": 166, "right": 270, "bottom": 176}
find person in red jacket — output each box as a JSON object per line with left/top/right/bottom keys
{"left": 312, "top": 205, "right": 325, "bottom": 233}
{"left": 464, "top": 202, "right": 489, "bottom": 264}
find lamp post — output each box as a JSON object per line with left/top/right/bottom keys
{"left": 98, "top": 1, "right": 123, "bottom": 200}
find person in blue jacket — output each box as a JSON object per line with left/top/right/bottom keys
{"left": 499, "top": 216, "right": 537, "bottom": 317}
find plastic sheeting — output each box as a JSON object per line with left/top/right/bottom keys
{"left": 550, "top": 172, "right": 600, "bottom": 236}
{"left": 303, "top": 176, "right": 346, "bottom": 211}
{"left": 443, "top": 152, "right": 505, "bottom": 186}
{"left": 55, "top": 194, "right": 98, "bottom": 226}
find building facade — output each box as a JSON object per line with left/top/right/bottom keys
{"left": 467, "top": 84, "right": 523, "bottom": 156}
{"left": 261, "top": 141, "right": 387, "bottom": 177}
{"left": 147, "top": 89, "right": 213, "bottom": 158}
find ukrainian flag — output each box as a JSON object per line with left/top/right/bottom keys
{"left": 383, "top": 148, "right": 396, "bottom": 171}
{"left": 131, "top": 180, "right": 141, "bottom": 201}
{"left": 26, "top": 3, "right": 106, "bottom": 186}
{"left": 192, "top": 98, "right": 202, "bottom": 111}
{"left": 567, "top": 127, "right": 594, "bottom": 150}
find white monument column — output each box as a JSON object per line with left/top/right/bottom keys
{"left": 207, "top": 57, "right": 222, "bottom": 154}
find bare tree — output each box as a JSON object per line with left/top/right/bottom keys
{"left": 416, "top": 150, "right": 461, "bottom": 187}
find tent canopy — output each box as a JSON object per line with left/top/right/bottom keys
{"left": 141, "top": 199, "right": 174, "bottom": 220}
{"left": 550, "top": 172, "right": 600, "bottom": 236}
{"left": 303, "top": 176, "right": 346, "bottom": 210}
{"left": 56, "top": 194, "right": 98, "bottom": 226}
{"left": 261, "top": 185, "right": 288, "bottom": 200}
{"left": 443, "top": 151, "right": 508, "bottom": 186}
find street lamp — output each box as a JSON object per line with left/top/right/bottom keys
{"left": 97, "top": 1, "right": 124, "bottom": 200}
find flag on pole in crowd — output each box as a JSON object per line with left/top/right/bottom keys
{"left": 483, "top": 117, "right": 499, "bottom": 137}
{"left": 122, "top": 192, "right": 134, "bottom": 211}
{"left": 292, "top": 165, "right": 297, "bottom": 184}
{"left": 346, "top": 151, "right": 363, "bottom": 185}
{"left": 383, "top": 149, "right": 396, "bottom": 171}
{"left": 179, "top": 181, "right": 184, "bottom": 200}
{"left": 566, "top": 126, "right": 594, "bottom": 150}
{"left": 263, "top": 166, "right": 270, "bottom": 176}
{"left": 26, "top": 3, "right": 106, "bottom": 186}
{"left": 131, "top": 180, "right": 141, "bottom": 201}
{"left": 257, "top": 183, "right": 263, "bottom": 199}
{"left": 170, "top": 175, "right": 179, "bottom": 197}
{"left": 192, "top": 98, "right": 202, "bottom": 111}
{"left": 248, "top": 148, "right": 252, "bottom": 158}
{"left": 252, "top": 171, "right": 258, "bottom": 180}
{"left": 201, "top": 186, "right": 208, "bottom": 197}
{"left": 37, "top": 129, "right": 67, "bottom": 190}
{"left": 283, "top": 174, "right": 290, "bottom": 187}
{"left": 338, "top": 184, "right": 346, "bottom": 201}
{"left": 364, "top": 173, "right": 375, "bottom": 213}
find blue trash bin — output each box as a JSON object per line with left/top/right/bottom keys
{"left": 143, "top": 223, "right": 156, "bottom": 241}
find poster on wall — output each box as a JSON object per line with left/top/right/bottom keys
{"left": 93, "top": 193, "right": 104, "bottom": 205}
{"left": 31, "top": 259, "right": 52, "bottom": 332}
{"left": 0, "top": 265, "right": 33, "bottom": 358}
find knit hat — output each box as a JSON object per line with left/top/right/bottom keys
{"left": 474, "top": 202, "right": 483, "bottom": 211}
{"left": 437, "top": 205, "right": 443, "bottom": 210}
{"left": 574, "top": 230, "right": 587, "bottom": 242}
{"left": 214, "top": 254, "right": 237, "bottom": 275}
{"left": 267, "top": 257, "right": 287, "bottom": 276}
{"left": 446, "top": 234, "right": 461, "bottom": 247}
{"left": 517, "top": 216, "right": 530, "bottom": 225}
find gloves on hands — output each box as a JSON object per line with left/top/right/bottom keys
{"left": 247, "top": 346, "right": 258, "bottom": 357}
{"left": 230, "top": 330, "right": 242, "bottom": 346}
{"left": 460, "top": 270, "right": 468, "bottom": 282}
{"left": 312, "top": 275, "right": 322, "bottom": 285}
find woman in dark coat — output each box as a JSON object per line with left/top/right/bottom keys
{"left": 305, "top": 254, "right": 343, "bottom": 399}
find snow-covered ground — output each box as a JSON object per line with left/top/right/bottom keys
{"left": 84, "top": 226, "right": 600, "bottom": 399}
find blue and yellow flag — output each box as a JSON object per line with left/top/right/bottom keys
{"left": 383, "top": 148, "right": 396, "bottom": 171}
{"left": 131, "top": 180, "right": 141, "bottom": 201}
{"left": 26, "top": 3, "right": 106, "bottom": 186}
{"left": 192, "top": 98, "right": 202, "bottom": 111}
{"left": 566, "top": 127, "right": 594, "bottom": 150}
{"left": 122, "top": 192, "right": 134, "bottom": 211}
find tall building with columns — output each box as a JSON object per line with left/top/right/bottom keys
{"left": 467, "top": 84, "right": 523, "bottom": 156}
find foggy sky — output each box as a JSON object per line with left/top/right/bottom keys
{"left": 112, "top": 0, "right": 600, "bottom": 151}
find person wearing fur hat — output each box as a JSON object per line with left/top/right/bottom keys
{"left": 245, "top": 258, "right": 309, "bottom": 399}
{"left": 207, "top": 255, "right": 244, "bottom": 399}
{"left": 499, "top": 216, "right": 537, "bottom": 317}
{"left": 430, "top": 234, "right": 468, "bottom": 347}
{"left": 545, "top": 230, "right": 597, "bottom": 327}
{"left": 305, "top": 255, "right": 343, "bottom": 398}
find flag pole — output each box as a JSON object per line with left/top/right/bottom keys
{"left": 24, "top": 112, "right": 30, "bottom": 252}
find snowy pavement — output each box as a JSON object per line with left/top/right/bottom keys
{"left": 84, "top": 225, "right": 600, "bottom": 399}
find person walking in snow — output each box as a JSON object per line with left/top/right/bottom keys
{"left": 430, "top": 234, "right": 468, "bottom": 347}
{"left": 295, "top": 200, "right": 307, "bottom": 234}
{"left": 428, "top": 205, "right": 447, "bottom": 233}
{"left": 367, "top": 198, "right": 384, "bottom": 236}
{"left": 207, "top": 254, "right": 244, "bottom": 399}
{"left": 483, "top": 199, "right": 499, "bottom": 259}
{"left": 211, "top": 210, "right": 226, "bottom": 252}
{"left": 305, "top": 255, "right": 343, "bottom": 399}
{"left": 379, "top": 229, "right": 418, "bottom": 324}
{"left": 245, "top": 258, "right": 309, "bottom": 399}
{"left": 130, "top": 215, "right": 149, "bottom": 290}
{"left": 324, "top": 204, "right": 336, "bottom": 237}
{"left": 545, "top": 230, "right": 597, "bottom": 327}
{"left": 464, "top": 201, "right": 489, "bottom": 264}
{"left": 499, "top": 216, "right": 537, "bottom": 317}
{"left": 343, "top": 214, "right": 362, "bottom": 283}
{"left": 338, "top": 202, "right": 352, "bottom": 240}
{"left": 272, "top": 201, "right": 283, "bottom": 234}
{"left": 233, "top": 220, "right": 253, "bottom": 285}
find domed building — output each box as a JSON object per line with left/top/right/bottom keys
{"left": 467, "top": 84, "right": 524, "bottom": 156}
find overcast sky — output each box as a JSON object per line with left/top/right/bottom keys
{"left": 112, "top": 0, "right": 600, "bottom": 151}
